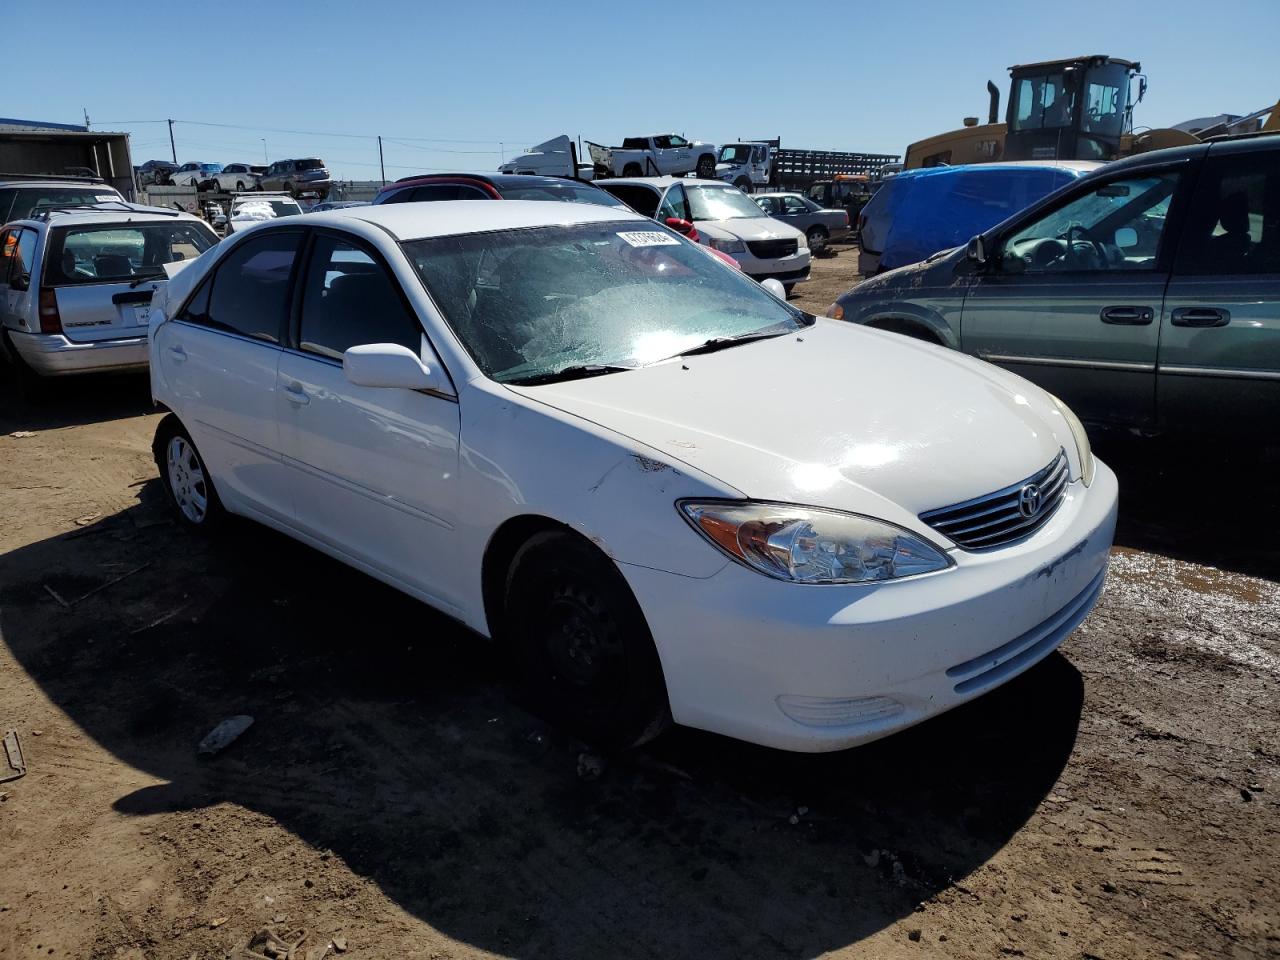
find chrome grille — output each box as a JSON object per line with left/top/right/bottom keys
{"left": 746, "top": 238, "right": 797, "bottom": 259}
{"left": 920, "top": 449, "right": 1069, "bottom": 550}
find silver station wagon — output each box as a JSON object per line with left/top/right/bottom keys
{"left": 827, "top": 134, "right": 1280, "bottom": 437}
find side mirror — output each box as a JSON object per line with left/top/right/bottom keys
{"left": 10, "top": 273, "right": 29, "bottom": 292}
{"left": 966, "top": 235, "right": 987, "bottom": 265}
{"left": 343, "top": 342, "right": 448, "bottom": 393}
{"left": 665, "top": 217, "right": 694, "bottom": 236}
{"left": 761, "top": 278, "right": 787, "bottom": 299}
{"left": 1114, "top": 227, "right": 1138, "bottom": 249}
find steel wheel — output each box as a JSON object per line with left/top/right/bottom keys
{"left": 166, "top": 435, "right": 209, "bottom": 524}
{"left": 807, "top": 228, "right": 828, "bottom": 254}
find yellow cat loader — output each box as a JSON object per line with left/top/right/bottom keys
{"left": 904, "top": 55, "right": 1277, "bottom": 169}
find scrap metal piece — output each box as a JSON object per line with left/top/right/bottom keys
{"left": 1, "top": 730, "right": 26, "bottom": 784}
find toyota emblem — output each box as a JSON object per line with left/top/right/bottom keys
{"left": 1018, "top": 483, "right": 1042, "bottom": 519}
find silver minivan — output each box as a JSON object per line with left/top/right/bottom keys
{"left": 1, "top": 205, "right": 217, "bottom": 388}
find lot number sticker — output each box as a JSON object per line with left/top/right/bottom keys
{"left": 617, "top": 231, "right": 681, "bottom": 248}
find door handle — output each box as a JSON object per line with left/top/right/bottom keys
{"left": 167, "top": 345, "right": 187, "bottom": 361}
{"left": 1100, "top": 305, "right": 1154, "bottom": 325}
{"left": 1170, "top": 307, "right": 1230, "bottom": 328}
{"left": 281, "top": 383, "right": 310, "bottom": 406}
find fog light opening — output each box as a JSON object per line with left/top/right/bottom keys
{"left": 776, "top": 694, "right": 905, "bottom": 727}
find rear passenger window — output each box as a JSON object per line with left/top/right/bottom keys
{"left": 191, "top": 231, "right": 301, "bottom": 342}
{"left": 1175, "top": 152, "right": 1279, "bottom": 276}
{"left": 298, "top": 234, "right": 421, "bottom": 361}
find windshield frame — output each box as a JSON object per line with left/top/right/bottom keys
{"left": 400, "top": 220, "right": 808, "bottom": 385}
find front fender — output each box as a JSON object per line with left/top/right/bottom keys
{"left": 850, "top": 300, "right": 960, "bottom": 350}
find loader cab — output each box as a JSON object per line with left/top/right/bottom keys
{"left": 1004, "top": 56, "right": 1142, "bottom": 162}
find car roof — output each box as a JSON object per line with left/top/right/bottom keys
{"left": 600, "top": 176, "right": 724, "bottom": 190}
{"left": 10, "top": 204, "right": 208, "bottom": 229}
{"left": 896, "top": 161, "right": 1101, "bottom": 180}
{"left": 384, "top": 173, "right": 606, "bottom": 190}
{"left": 316, "top": 198, "right": 645, "bottom": 241}
{"left": 1099, "top": 130, "right": 1280, "bottom": 176}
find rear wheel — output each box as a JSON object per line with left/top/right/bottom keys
{"left": 621, "top": 163, "right": 642, "bottom": 178}
{"left": 806, "top": 227, "right": 828, "bottom": 255}
{"left": 235, "top": 180, "right": 246, "bottom": 191}
{"left": 153, "top": 416, "right": 225, "bottom": 531}
{"left": 2, "top": 331, "right": 46, "bottom": 403}
{"left": 696, "top": 154, "right": 715, "bottom": 179}
{"left": 734, "top": 177, "right": 752, "bottom": 193}
{"left": 504, "top": 531, "right": 670, "bottom": 750}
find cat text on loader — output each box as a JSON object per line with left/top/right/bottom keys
{"left": 905, "top": 55, "right": 1144, "bottom": 169}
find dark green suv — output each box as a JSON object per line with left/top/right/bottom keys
{"left": 828, "top": 134, "right": 1279, "bottom": 437}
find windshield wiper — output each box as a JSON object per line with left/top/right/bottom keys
{"left": 505, "top": 364, "right": 635, "bottom": 386}
{"left": 678, "top": 327, "right": 792, "bottom": 358}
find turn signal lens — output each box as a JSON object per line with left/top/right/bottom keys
{"left": 825, "top": 303, "right": 844, "bottom": 320}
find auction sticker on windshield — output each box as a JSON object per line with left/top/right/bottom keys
{"left": 617, "top": 231, "right": 681, "bottom": 248}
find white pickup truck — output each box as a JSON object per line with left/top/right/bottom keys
{"left": 586, "top": 134, "right": 719, "bottom": 179}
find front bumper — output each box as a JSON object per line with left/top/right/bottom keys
{"left": 620, "top": 460, "right": 1118, "bottom": 752}
{"left": 8, "top": 331, "right": 148, "bottom": 376}
{"left": 739, "top": 249, "right": 811, "bottom": 283}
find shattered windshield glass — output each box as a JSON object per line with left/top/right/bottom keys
{"left": 403, "top": 222, "right": 804, "bottom": 384}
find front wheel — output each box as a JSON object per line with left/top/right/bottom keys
{"left": 153, "top": 416, "right": 225, "bottom": 531}
{"left": 621, "top": 163, "right": 642, "bottom": 178}
{"left": 505, "top": 531, "right": 670, "bottom": 750}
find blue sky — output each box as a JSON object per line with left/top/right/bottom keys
{"left": 9, "top": 0, "right": 1279, "bottom": 181}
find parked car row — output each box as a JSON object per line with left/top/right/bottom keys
{"left": 135, "top": 158, "right": 332, "bottom": 198}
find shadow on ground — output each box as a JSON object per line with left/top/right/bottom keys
{"left": 0, "top": 488, "right": 1083, "bottom": 958}
{"left": 1096, "top": 432, "right": 1280, "bottom": 583}
{"left": 0, "top": 368, "right": 152, "bottom": 433}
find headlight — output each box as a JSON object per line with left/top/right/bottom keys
{"left": 708, "top": 238, "right": 747, "bottom": 255}
{"left": 678, "top": 500, "right": 952, "bottom": 584}
{"left": 1048, "top": 394, "right": 1095, "bottom": 486}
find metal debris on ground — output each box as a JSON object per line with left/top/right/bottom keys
{"left": 8, "top": 431, "right": 35, "bottom": 438}
{"left": 197, "top": 715, "right": 255, "bottom": 756}
{"left": 42, "top": 584, "right": 70, "bottom": 608}
{"left": 1, "top": 731, "right": 26, "bottom": 784}
{"left": 68, "top": 561, "right": 152, "bottom": 605}
{"left": 238, "top": 925, "right": 309, "bottom": 960}
{"left": 128, "top": 605, "right": 187, "bottom": 635}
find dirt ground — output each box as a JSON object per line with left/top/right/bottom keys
{"left": 1, "top": 246, "right": 1277, "bottom": 960}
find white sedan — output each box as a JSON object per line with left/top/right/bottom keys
{"left": 148, "top": 201, "right": 1117, "bottom": 752}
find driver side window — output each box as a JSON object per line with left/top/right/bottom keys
{"left": 999, "top": 172, "right": 1181, "bottom": 275}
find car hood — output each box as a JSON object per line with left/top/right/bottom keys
{"left": 509, "top": 319, "right": 1071, "bottom": 523}
{"left": 693, "top": 216, "right": 805, "bottom": 243}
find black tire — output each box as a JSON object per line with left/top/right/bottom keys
{"left": 806, "top": 226, "right": 829, "bottom": 255}
{"left": 153, "top": 415, "right": 225, "bottom": 532}
{"left": 235, "top": 180, "right": 246, "bottom": 191}
{"left": 282, "top": 182, "right": 295, "bottom": 197}
{"left": 696, "top": 154, "right": 715, "bottom": 179}
{"left": 504, "top": 531, "right": 671, "bottom": 750}
{"left": 734, "top": 177, "right": 752, "bottom": 193}
{"left": 621, "top": 163, "right": 642, "bottom": 178}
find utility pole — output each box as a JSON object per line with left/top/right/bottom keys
{"left": 261, "top": 138, "right": 268, "bottom": 163}
{"left": 83, "top": 108, "right": 90, "bottom": 130}
{"left": 378, "top": 135, "right": 386, "bottom": 185}
{"left": 167, "top": 119, "right": 177, "bottom": 164}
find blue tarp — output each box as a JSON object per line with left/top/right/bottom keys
{"left": 878, "top": 165, "right": 1089, "bottom": 270}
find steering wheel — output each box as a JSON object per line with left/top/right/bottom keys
{"left": 1064, "top": 224, "right": 1107, "bottom": 269}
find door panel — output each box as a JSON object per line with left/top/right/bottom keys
{"left": 960, "top": 169, "right": 1188, "bottom": 429}
{"left": 276, "top": 231, "right": 463, "bottom": 609}
{"left": 1158, "top": 148, "right": 1280, "bottom": 434}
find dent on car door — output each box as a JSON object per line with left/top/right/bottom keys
{"left": 1158, "top": 148, "right": 1280, "bottom": 435}
{"left": 959, "top": 166, "right": 1189, "bottom": 431}
{"left": 157, "top": 229, "right": 303, "bottom": 522}
{"left": 276, "top": 231, "right": 464, "bottom": 612}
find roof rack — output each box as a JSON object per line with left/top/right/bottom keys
{"left": 34, "top": 200, "right": 184, "bottom": 221}
{"left": 0, "top": 171, "right": 108, "bottom": 184}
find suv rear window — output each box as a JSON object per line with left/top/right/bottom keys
{"left": 297, "top": 159, "right": 325, "bottom": 170}
{"left": 44, "top": 222, "right": 216, "bottom": 286}
{"left": 0, "top": 185, "right": 123, "bottom": 223}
